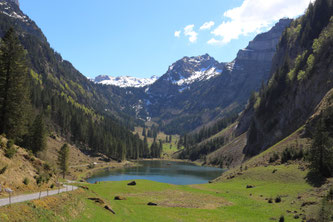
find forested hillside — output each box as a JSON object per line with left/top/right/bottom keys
{"left": 237, "top": 0, "right": 333, "bottom": 156}
{"left": 0, "top": 0, "right": 145, "bottom": 160}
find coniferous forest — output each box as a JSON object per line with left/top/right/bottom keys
{"left": 0, "top": 23, "right": 145, "bottom": 161}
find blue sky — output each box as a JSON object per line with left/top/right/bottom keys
{"left": 19, "top": 0, "right": 311, "bottom": 78}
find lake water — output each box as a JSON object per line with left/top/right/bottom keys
{"left": 86, "top": 160, "right": 225, "bottom": 185}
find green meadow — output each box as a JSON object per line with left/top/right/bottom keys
{"left": 0, "top": 164, "right": 318, "bottom": 222}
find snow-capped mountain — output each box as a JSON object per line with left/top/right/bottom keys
{"left": 93, "top": 75, "right": 159, "bottom": 88}
{"left": 163, "top": 54, "right": 224, "bottom": 86}
{"left": 0, "top": 0, "right": 46, "bottom": 42}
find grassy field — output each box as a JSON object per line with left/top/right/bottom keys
{"left": 1, "top": 164, "right": 326, "bottom": 222}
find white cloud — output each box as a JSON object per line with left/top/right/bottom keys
{"left": 184, "top": 24, "right": 198, "bottom": 43}
{"left": 174, "top": 30, "right": 181, "bottom": 38}
{"left": 207, "top": 38, "right": 220, "bottom": 45}
{"left": 209, "top": 0, "right": 311, "bottom": 45}
{"left": 200, "top": 21, "right": 215, "bottom": 30}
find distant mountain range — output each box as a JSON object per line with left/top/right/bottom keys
{"left": 92, "top": 75, "right": 159, "bottom": 88}
{"left": 92, "top": 18, "right": 292, "bottom": 134}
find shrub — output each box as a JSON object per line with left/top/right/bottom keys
{"left": 269, "top": 152, "right": 279, "bottom": 163}
{"left": 35, "top": 173, "right": 51, "bottom": 185}
{"left": 23, "top": 177, "right": 29, "bottom": 185}
{"left": 43, "top": 163, "right": 51, "bottom": 171}
{"left": 279, "top": 215, "right": 285, "bottom": 222}
{"left": 275, "top": 196, "right": 282, "bottom": 203}
{"left": 88, "top": 163, "right": 95, "bottom": 169}
{"left": 5, "top": 146, "right": 17, "bottom": 159}
{"left": 281, "top": 148, "right": 292, "bottom": 163}
{"left": 6, "top": 139, "right": 14, "bottom": 149}
{"left": 327, "top": 187, "right": 333, "bottom": 202}
{"left": 0, "top": 165, "right": 8, "bottom": 174}
{"left": 0, "top": 140, "right": 5, "bottom": 149}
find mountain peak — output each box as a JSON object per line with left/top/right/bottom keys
{"left": 162, "top": 54, "right": 222, "bottom": 86}
{"left": 10, "top": 0, "right": 19, "bottom": 7}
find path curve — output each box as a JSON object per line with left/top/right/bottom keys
{"left": 0, "top": 184, "right": 78, "bottom": 207}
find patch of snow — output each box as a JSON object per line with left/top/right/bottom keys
{"left": 174, "top": 66, "right": 222, "bottom": 86}
{"left": 0, "top": 2, "right": 29, "bottom": 23}
{"left": 94, "top": 75, "right": 159, "bottom": 88}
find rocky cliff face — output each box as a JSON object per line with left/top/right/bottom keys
{"left": 139, "top": 19, "right": 292, "bottom": 134}
{"left": 238, "top": 0, "right": 333, "bottom": 156}
{"left": 237, "top": 19, "right": 292, "bottom": 61}
{"left": 0, "top": 0, "right": 45, "bottom": 42}
{"left": 10, "top": 0, "right": 19, "bottom": 7}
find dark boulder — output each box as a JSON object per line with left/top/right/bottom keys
{"left": 127, "top": 181, "right": 136, "bottom": 186}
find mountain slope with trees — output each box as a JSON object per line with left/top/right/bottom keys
{"left": 0, "top": 0, "right": 145, "bottom": 160}
{"left": 237, "top": 0, "right": 333, "bottom": 157}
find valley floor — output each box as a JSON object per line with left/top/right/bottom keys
{"left": 1, "top": 164, "right": 330, "bottom": 222}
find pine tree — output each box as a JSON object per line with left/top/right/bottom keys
{"left": 0, "top": 28, "right": 30, "bottom": 140}
{"left": 58, "top": 144, "right": 69, "bottom": 179}
{"left": 158, "top": 140, "right": 163, "bottom": 158}
{"left": 117, "top": 142, "right": 126, "bottom": 161}
{"left": 309, "top": 119, "right": 333, "bottom": 177}
{"left": 143, "top": 136, "right": 149, "bottom": 158}
{"left": 142, "top": 127, "right": 146, "bottom": 137}
{"left": 29, "top": 114, "right": 47, "bottom": 154}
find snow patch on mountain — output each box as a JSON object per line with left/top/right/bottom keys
{"left": 175, "top": 66, "right": 222, "bottom": 86}
{"left": 0, "top": 1, "right": 28, "bottom": 22}
{"left": 93, "top": 75, "right": 159, "bottom": 88}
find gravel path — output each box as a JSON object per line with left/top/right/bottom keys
{"left": 0, "top": 185, "right": 78, "bottom": 207}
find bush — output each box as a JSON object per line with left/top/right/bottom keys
{"left": 5, "top": 146, "right": 17, "bottom": 159}
{"left": 275, "top": 196, "right": 282, "bottom": 203}
{"left": 269, "top": 152, "right": 279, "bottom": 163}
{"left": 88, "top": 163, "right": 95, "bottom": 169}
{"left": 281, "top": 147, "right": 304, "bottom": 163}
{"left": 43, "top": 163, "right": 51, "bottom": 171}
{"left": 23, "top": 177, "right": 29, "bottom": 185}
{"left": 281, "top": 148, "right": 292, "bottom": 163}
{"left": 0, "top": 140, "right": 5, "bottom": 149}
{"left": 0, "top": 165, "right": 8, "bottom": 174}
{"left": 279, "top": 215, "right": 285, "bottom": 222}
{"left": 35, "top": 172, "right": 51, "bottom": 185}
{"left": 6, "top": 139, "right": 14, "bottom": 149}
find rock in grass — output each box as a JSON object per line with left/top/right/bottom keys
{"left": 104, "top": 205, "right": 116, "bottom": 214}
{"left": 79, "top": 186, "right": 89, "bottom": 190}
{"left": 127, "top": 181, "right": 136, "bottom": 186}
{"left": 246, "top": 185, "right": 254, "bottom": 188}
{"left": 88, "top": 197, "right": 105, "bottom": 204}
{"left": 114, "top": 196, "right": 126, "bottom": 200}
{"left": 147, "top": 202, "right": 157, "bottom": 206}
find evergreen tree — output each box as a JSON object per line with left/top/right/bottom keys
{"left": 309, "top": 119, "right": 333, "bottom": 177}
{"left": 143, "top": 136, "right": 149, "bottom": 158}
{"left": 117, "top": 142, "right": 126, "bottom": 161}
{"left": 0, "top": 28, "right": 30, "bottom": 140}
{"left": 58, "top": 144, "right": 69, "bottom": 179}
{"left": 29, "top": 114, "right": 47, "bottom": 154}
{"left": 158, "top": 140, "right": 163, "bottom": 158}
{"left": 142, "top": 127, "right": 146, "bottom": 137}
